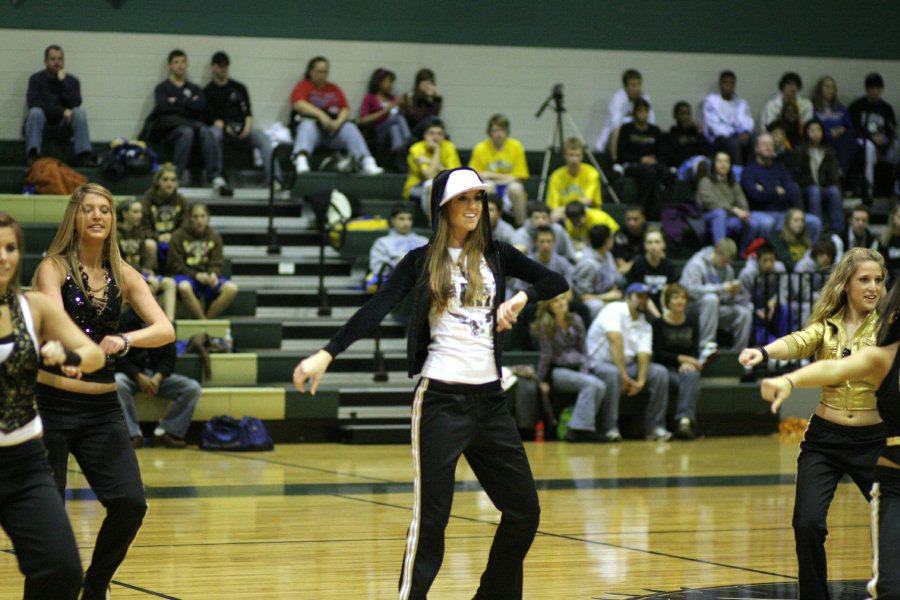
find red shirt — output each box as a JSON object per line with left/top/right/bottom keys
{"left": 290, "top": 80, "right": 347, "bottom": 117}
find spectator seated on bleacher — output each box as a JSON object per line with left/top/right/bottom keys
{"left": 401, "top": 68, "right": 443, "bottom": 140}
{"left": 545, "top": 137, "right": 604, "bottom": 222}
{"left": 698, "top": 151, "right": 764, "bottom": 251}
{"left": 403, "top": 119, "right": 460, "bottom": 215}
{"left": 680, "top": 238, "right": 752, "bottom": 354}
{"left": 141, "top": 163, "right": 188, "bottom": 261}
{"left": 204, "top": 51, "right": 281, "bottom": 188}
{"left": 772, "top": 208, "right": 813, "bottom": 272}
{"left": 702, "top": 70, "right": 754, "bottom": 166}
{"left": 358, "top": 67, "right": 412, "bottom": 172}
{"left": 167, "top": 202, "right": 238, "bottom": 319}
{"left": 759, "top": 71, "right": 814, "bottom": 134}
{"left": 468, "top": 114, "right": 530, "bottom": 226}
{"left": 844, "top": 205, "right": 879, "bottom": 251}
{"left": 612, "top": 98, "right": 671, "bottom": 218}
{"left": 740, "top": 133, "right": 821, "bottom": 241}
{"left": 587, "top": 282, "right": 671, "bottom": 441}
{"left": 141, "top": 49, "right": 231, "bottom": 196}
{"left": 117, "top": 198, "right": 176, "bottom": 321}
{"left": 652, "top": 283, "right": 703, "bottom": 440}
{"left": 612, "top": 204, "right": 647, "bottom": 276}
{"left": 512, "top": 201, "right": 575, "bottom": 261}
{"left": 663, "top": 101, "right": 711, "bottom": 179}
{"left": 573, "top": 225, "right": 623, "bottom": 321}
{"left": 626, "top": 227, "right": 677, "bottom": 320}
{"left": 780, "top": 99, "right": 805, "bottom": 150}
{"left": 24, "top": 44, "right": 97, "bottom": 167}
{"left": 791, "top": 119, "right": 844, "bottom": 233}
{"left": 848, "top": 72, "right": 897, "bottom": 202}
{"left": 488, "top": 196, "right": 517, "bottom": 245}
{"left": 289, "top": 55, "right": 383, "bottom": 176}
{"left": 812, "top": 76, "right": 857, "bottom": 175}
{"left": 595, "top": 68, "right": 656, "bottom": 153}
{"left": 879, "top": 204, "right": 900, "bottom": 283}
{"left": 532, "top": 291, "right": 614, "bottom": 443}
{"left": 368, "top": 203, "right": 428, "bottom": 289}
{"left": 563, "top": 200, "right": 619, "bottom": 260}
{"left": 739, "top": 242, "right": 790, "bottom": 346}
{"left": 115, "top": 311, "right": 200, "bottom": 449}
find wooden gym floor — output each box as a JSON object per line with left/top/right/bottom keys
{"left": 0, "top": 435, "right": 875, "bottom": 599}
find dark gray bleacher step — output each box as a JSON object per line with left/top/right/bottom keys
{"left": 255, "top": 349, "right": 408, "bottom": 381}
{"left": 204, "top": 197, "right": 301, "bottom": 218}
{"left": 221, "top": 229, "right": 321, "bottom": 246}
{"left": 256, "top": 287, "right": 369, "bottom": 308}
{"left": 339, "top": 422, "right": 411, "bottom": 444}
{"left": 229, "top": 257, "right": 353, "bottom": 277}
{"left": 283, "top": 319, "right": 404, "bottom": 340}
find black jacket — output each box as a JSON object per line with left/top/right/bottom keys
{"left": 323, "top": 168, "right": 568, "bottom": 377}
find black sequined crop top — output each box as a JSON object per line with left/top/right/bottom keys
{"left": 0, "top": 293, "right": 40, "bottom": 433}
{"left": 41, "top": 264, "right": 121, "bottom": 384}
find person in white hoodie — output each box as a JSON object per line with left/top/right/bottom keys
{"left": 702, "top": 70, "right": 755, "bottom": 165}
{"left": 368, "top": 203, "right": 429, "bottom": 281}
{"left": 594, "top": 68, "right": 656, "bottom": 153}
{"left": 679, "top": 238, "right": 753, "bottom": 352}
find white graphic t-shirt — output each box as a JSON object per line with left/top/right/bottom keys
{"left": 421, "top": 248, "right": 499, "bottom": 384}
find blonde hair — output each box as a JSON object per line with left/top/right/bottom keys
{"left": 35, "top": 183, "right": 125, "bottom": 301}
{"left": 806, "top": 247, "right": 886, "bottom": 327}
{"left": 781, "top": 208, "right": 811, "bottom": 247}
{"left": 425, "top": 200, "right": 489, "bottom": 313}
{"left": 881, "top": 203, "right": 900, "bottom": 248}
{"left": 531, "top": 292, "right": 572, "bottom": 340}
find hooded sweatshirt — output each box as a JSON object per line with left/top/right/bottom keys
{"left": 323, "top": 167, "right": 568, "bottom": 378}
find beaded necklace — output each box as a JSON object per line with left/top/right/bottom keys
{"left": 77, "top": 261, "right": 111, "bottom": 314}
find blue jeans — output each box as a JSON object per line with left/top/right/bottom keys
{"left": 164, "top": 122, "right": 222, "bottom": 180}
{"left": 590, "top": 361, "right": 669, "bottom": 434}
{"left": 292, "top": 120, "right": 373, "bottom": 158}
{"left": 115, "top": 371, "right": 201, "bottom": 438}
{"left": 667, "top": 367, "right": 700, "bottom": 421}
{"left": 704, "top": 208, "right": 766, "bottom": 250}
{"left": 753, "top": 210, "right": 821, "bottom": 242}
{"left": 375, "top": 114, "right": 412, "bottom": 152}
{"left": 804, "top": 184, "right": 844, "bottom": 233}
{"left": 550, "top": 367, "right": 610, "bottom": 432}
{"left": 210, "top": 123, "right": 282, "bottom": 184}
{"left": 24, "top": 106, "right": 92, "bottom": 156}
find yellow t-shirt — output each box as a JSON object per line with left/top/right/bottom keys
{"left": 467, "top": 138, "right": 529, "bottom": 179}
{"left": 565, "top": 207, "right": 620, "bottom": 244}
{"left": 546, "top": 163, "right": 602, "bottom": 210}
{"left": 403, "top": 139, "right": 461, "bottom": 198}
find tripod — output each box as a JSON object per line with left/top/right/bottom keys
{"left": 535, "top": 85, "right": 620, "bottom": 204}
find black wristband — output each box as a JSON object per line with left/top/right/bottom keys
{"left": 755, "top": 346, "right": 769, "bottom": 362}
{"left": 63, "top": 350, "right": 81, "bottom": 367}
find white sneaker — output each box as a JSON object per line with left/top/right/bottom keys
{"left": 646, "top": 427, "right": 673, "bottom": 442}
{"left": 360, "top": 156, "right": 384, "bottom": 175}
{"left": 699, "top": 341, "right": 718, "bottom": 365}
{"left": 604, "top": 428, "right": 622, "bottom": 442}
{"left": 294, "top": 154, "right": 310, "bottom": 174}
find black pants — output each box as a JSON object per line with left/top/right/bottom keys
{"left": 398, "top": 378, "right": 540, "bottom": 600}
{"left": 868, "top": 464, "right": 900, "bottom": 599}
{"left": 793, "top": 414, "right": 884, "bottom": 600}
{"left": 37, "top": 385, "right": 147, "bottom": 600}
{"left": 0, "top": 439, "right": 83, "bottom": 599}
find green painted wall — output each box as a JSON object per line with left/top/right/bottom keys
{"left": 3, "top": 0, "right": 899, "bottom": 60}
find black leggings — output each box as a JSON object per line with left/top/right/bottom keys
{"left": 793, "top": 414, "right": 885, "bottom": 600}
{"left": 398, "top": 378, "right": 540, "bottom": 600}
{"left": 37, "top": 384, "right": 147, "bottom": 600}
{"left": 0, "top": 439, "right": 82, "bottom": 599}
{"left": 868, "top": 463, "right": 900, "bottom": 599}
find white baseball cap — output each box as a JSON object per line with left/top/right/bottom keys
{"left": 438, "top": 168, "right": 489, "bottom": 207}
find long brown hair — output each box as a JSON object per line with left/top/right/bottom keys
{"left": 806, "top": 247, "right": 886, "bottom": 327}
{"left": 0, "top": 212, "right": 24, "bottom": 292}
{"left": 881, "top": 203, "right": 900, "bottom": 248}
{"left": 781, "top": 208, "right": 811, "bottom": 248}
{"left": 425, "top": 199, "right": 489, "bottom": 313}
{"left": 531, "top": 292, "right": 572, "bottom": 340}
{"left": 35, "top": 183, "right": 125, "bottom": 300}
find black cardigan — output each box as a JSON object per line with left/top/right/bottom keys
{"left": 323, "top": 241, "right": 568, "bottom": 378}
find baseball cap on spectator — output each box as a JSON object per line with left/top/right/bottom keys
{"left": 211, "top": 51, "right": 230, "bottom": 66}
{"left": 626, "top": 282, "right": 651, "bottom": 295}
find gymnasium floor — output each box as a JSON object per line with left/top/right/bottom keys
{"left": 0, "top": 435, "right": 874, "bottom": 599}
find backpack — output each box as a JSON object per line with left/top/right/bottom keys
{"left": 25, "top": 157, "right": 87, "bottom": 194}
{"left": 199, "top": 415, "right": 274, "bottom": 451}
{"left": 100, "top": 138, "right": 158, "bottom": 177}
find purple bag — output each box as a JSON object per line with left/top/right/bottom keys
{"left": 200, "top": 415, "right": 274, "bottom": 451}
